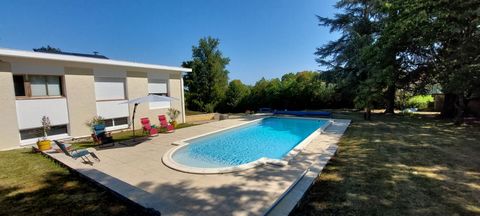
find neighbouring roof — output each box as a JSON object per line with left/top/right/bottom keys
{"left": 34, "top": 50, "right": 109, "bottom": 59}
{"left": 0, "top": 48, "right": 191, "bottom": 72}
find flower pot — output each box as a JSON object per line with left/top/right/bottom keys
{"left": 170, "top": 120, "right": 177, "bottom": 128}
{"left": 37, "top": 140, "right": 52, "bottom": 151}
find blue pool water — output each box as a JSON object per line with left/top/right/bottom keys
{"left": 172, "top": 117, "right": 328, "bottom": 168}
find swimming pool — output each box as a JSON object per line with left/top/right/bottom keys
{"left": 163, "top": 117, "right": 331, "bottom": 174}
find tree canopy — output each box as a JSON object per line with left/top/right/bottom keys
{"left": 183, "top": 37, "right": 230, "bottom": 112}
{"left": 33, "top": 45, "right": 62, "bottom": 53}
{"left": 316, "top": 0, "right": 480, "bottom": 122}
{"left": 221, "top": 79, "right": 250, "bottom": 113}
{"left": 217, "top": 71, "right": 336, "bottom": 113}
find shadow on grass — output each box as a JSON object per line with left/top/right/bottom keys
{"left": 292, "top": 112, "right": 480, "bottom": 215}
{"left": 0, "top": 169, "right": 150, "bottom": 216}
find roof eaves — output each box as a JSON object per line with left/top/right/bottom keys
{"left": 0, "top": 48, "right": 192, "bottom": 72}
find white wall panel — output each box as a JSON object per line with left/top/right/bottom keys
{"left": 96, "top": 100, "right": 129, "bottom": 119}
{"left": 16, "top": 98, "right": 69, "bottom": 129}
{"left": 147, "top": 72, "right": 169, "bottom": 79}
{"left": 11, "top": 62, "right": 64, "bottom": 75}
{"left": 94, "top": 67, "right": 126, "bottom": 78}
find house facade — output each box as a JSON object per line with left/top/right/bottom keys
{"left": 0, "top": 48, "right": 191, "bottom": 150}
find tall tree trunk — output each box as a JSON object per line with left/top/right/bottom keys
{"left": 384, "top": 84, "right": 396, "bottom": 114}
{"left": 364, "top": 107, "right": 371, "bottom": 120}
{"left": 441, "top": 93, "right": 456, "bottom": 118}
{"left": 454, "top": 93, "right": 466, "bottom": 125}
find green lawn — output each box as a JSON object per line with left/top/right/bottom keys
{"left": 293, "top": 112, "right": 480, "bottom": 215}
{"left": 0, "top": 149, "right": 147, "bottom": 216}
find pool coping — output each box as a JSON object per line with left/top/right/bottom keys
{"left": 162, "top": 116, "right": 334, "bottom": 174}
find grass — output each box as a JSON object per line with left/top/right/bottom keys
{"left": 72, "top": 123, "right": 197, "bottom": 149}
{"left": 0, "top": 149, "right": 147, "bottom": 216}
{"left": 185, "top": 109, "right": 206, "bottom": 116}
{"left": 293, "top": 112, "right": 480, "bottom": 215}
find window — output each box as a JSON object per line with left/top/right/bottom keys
{"left": 19, "top": 125, "right": 68, "bottom": 140}
{"left": 104, "top": 117, "right": 128, "bottom": 128}
{"left": 94, "top": 77, "right": 126, "bottom": 100}
{"left": 148, "top": 79, "right": 170, "bottom": 109}
{"left": 114, "top": 117, "right": 128, "bottom": 125}
{"left": 31, "top": 76, "right": 48, "bottom": 96}
{"left": 13, "top": 75, "right": 25, "bottom": 96}
{"left": 104, "top": 119, "right": 113, "bottom": 127}
{"left": 148, "top": 79, "right": 168, "bottom": 96}
{"left": 13, "top": 75, "right": 63, "bottom": 97}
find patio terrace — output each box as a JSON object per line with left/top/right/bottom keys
{"left": 45, "top": 116, "right": 350, "bottom": 215}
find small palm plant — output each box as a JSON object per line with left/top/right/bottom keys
{"left": 37, "top": 116, "right": 52, "bottom": 151}
{"left": 167, "top": 108, "right": 180, "bottom": 127}
{"left": 41, "top": 116, "right": 51, "bottom": 140}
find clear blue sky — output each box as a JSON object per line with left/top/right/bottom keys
{"left": 0, "top": 0, "right": 338, "bottom": 84}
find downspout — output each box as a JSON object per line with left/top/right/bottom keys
{"left": 180, "top": 72, "right": 186, "bottom": 123}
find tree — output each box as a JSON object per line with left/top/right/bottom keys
{"left": 243, "top": 71, "right": 336, "bottom": 111}
{"left": 432, "top": 0, "right": 480, "bottom": 124}
{"left": 377, "top": 0, "right": 480, "bottom": 123}
{"left": 33, "top": 45, "right": 62, "bottom": 53}
{"left": 182, "top": 37, "right": 230, "bottom": 112}
{"left": 315, "top": 0, "right": 382, "bottom": 118}
{"left": 248, "top": 78, "right": 270, "bottom": 110}
{"left": 223, "top": 80, "right": 250, "bottom": 112}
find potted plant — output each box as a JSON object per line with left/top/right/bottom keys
{"left": 85, "top": 116, "right": 107, "bottom": 144}
{"left": 85, "top": 115, "right": 105, "bottom": 132}
{"left": 36, "top": 116, "right": 52, "bottom": 151}
{"left": 167, "top": 108, "right": 180, "bottom": 128}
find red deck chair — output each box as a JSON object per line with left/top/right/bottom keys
{"left": 140, "top": 118, "right": 158, "bottom": 136}
{"left": 158, "top": 115, "right": 174, "bottom": 132}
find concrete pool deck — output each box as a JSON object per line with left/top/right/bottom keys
{"left": 45, "top": 115, "right": 350, "bottom": 215}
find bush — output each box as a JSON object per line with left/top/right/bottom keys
{"left": 406, "top": 95, "right": 434, "bottom": 110}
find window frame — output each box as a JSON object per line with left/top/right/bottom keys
{"left": 13, "top": 74, "right": 65, "bottom": 99}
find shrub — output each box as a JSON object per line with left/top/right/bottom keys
{"left": 406, "top": 95, "right": 434, "bottom": 110}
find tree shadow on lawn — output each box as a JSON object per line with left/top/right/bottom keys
{"left": 292, "top": 113, "right": 480, "bottom": 215}
{"left": 0, "top": 167, "right": 149, "bottom": 216}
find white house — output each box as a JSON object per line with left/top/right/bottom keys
{"left": 0, "top": 48, "right": 191, "bottom": 150}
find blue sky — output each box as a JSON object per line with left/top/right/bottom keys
{"left": 0, "top": 0, "right": 338, "bottom": 84}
